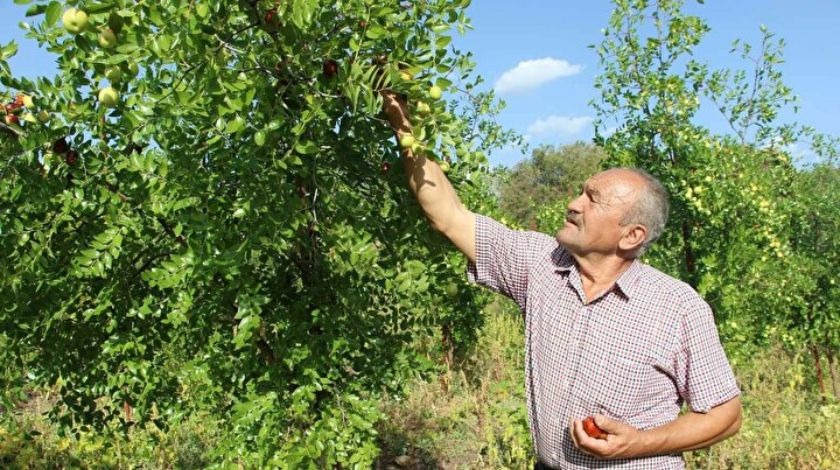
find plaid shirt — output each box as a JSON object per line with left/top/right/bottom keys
{"left": 467, "top": 215, "right": 740, "bottom": 469}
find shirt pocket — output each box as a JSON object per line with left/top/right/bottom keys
{"left": 587, "top": 354, "right": 652, "bottom": 420}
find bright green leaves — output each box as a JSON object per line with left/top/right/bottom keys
{"left": 395, "top": 259, "right": 430, "bottom": 294}
{"left": 233, "top": 291, "right": 269, "bottom": 350}
{"left": 364, "top": 24, "right": 388, "bottom": 40}
{"left": 289, "top": 0, "right": 318, "bottom": 30}
{"left": 195, "top": 3, "right": 210, "bottom": 19}
{"left": 73, "top": 226, "right": 124, "bottom": 278}
{"left": 142, "top": 249, "right": 195, "bottom": 289}
{"left": 224, "top": 115, "right": 246, "bottom": 134}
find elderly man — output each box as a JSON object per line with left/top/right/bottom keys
{"left": 382, "top": 92, "right": 742, "bottom": 469}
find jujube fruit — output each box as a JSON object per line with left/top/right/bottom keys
{"left": 322, "top": 59, "right": 339, "bottom": 78}
{"left": 62, "top": 8, "right": 89, "bottom": 34}
{"left": 582, "top": 417, "right": 607, "bottom": 440}
{"left": 399, "top": 134, "right": 415, "bottom": 149}
{"left": 98, "top": 87, "right": 119, "bottom": 108}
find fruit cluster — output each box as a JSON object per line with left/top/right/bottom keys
{"left": 50, "top": 137, "right": 79, "bottom": 166}
{"left": 61, "top": 7, "right": 125, "bottom": 109}
{"left": 2, "top": 93, "right": 49, "bottom": 127}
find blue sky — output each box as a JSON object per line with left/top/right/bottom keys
{"left": 456, "top": 0, "right": 840, "bottom": 166}
{"left": 2, "top": 1, "right": 838, "bottom": 167}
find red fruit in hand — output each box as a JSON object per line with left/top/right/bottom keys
{"left": 4, "top": 114, "right": 19, "bottom": 126}
{"left": 582, "top": 417, "right": 607, "bottom": 440}
{"left": 322, "top": 59, "right": 339, "bottom": 78}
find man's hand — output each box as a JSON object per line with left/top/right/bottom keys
{"left": 570, "top": 396, "right": 742, "bottom": 460}
{"left": 377, "top": 88, "right": 477, "bottom": 262}
{"left": 569, "top": 415, "right": 642, "bottom": 460}
{"left": 380, "top": 90, "right": 410, "bottom": 135}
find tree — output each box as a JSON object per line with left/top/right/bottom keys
{"left": 498, "top": 142, "right": 605, "bottom": 229}
{"left": 590, "top": 0, "right": 839, "bottom": 393}
{"left": 0, "top": 0, "right": 518, "bottom": 465}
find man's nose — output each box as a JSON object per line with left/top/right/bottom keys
{"left": 567, "top": 195, "right": 585, "bottom": 213}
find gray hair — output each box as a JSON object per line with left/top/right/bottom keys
{"left": 618, "top": 168, "right": 670, "bottom": 255}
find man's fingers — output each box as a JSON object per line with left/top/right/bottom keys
{"left": 380, "top": 92, "right": 410, "bottom": 133}
{"left": 593, "top": 414, "right": 625, "bottom": 436}
{"left": 569, "top": 419, "right": 580, "bottom": 448}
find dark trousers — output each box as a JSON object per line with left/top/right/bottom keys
{"left": 534, "top": 462, "right": 555, "bottom": 470}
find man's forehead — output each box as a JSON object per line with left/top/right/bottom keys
{"left": 586, "top": 170, "right": 639, "bottom": 201}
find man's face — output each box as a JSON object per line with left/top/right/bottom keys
{"left": 555, "top": 170, "right": 638, "bottom": 256}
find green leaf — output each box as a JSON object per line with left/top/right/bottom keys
{"left": 24, "top": 4, "right": 46, "bottom": 16}
{"left": 290, "top": 0, "right": 317, "bottom": 29}
{"left": 295, "top": 140, "right": 318, "bottom": 155}
{"left": 365, "top": 26, "right": 386, "bottom": 39}
{"left": 0, "top": 42, "right": 18, "bottom": 60}
{"left": 435, "top": 77, "right": 453, "bottom": 89}
{"left": 224, "top": 116, "right": 246, "bottom": 134}
{"left": 158, "top": 35, "right": 172, "bottom": 52}
{"left": 45, "top": 2, "right": 62, "bottom": 27}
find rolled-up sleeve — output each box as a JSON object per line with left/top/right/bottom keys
{"left": 466, "top": 215, "right": 556, "bottom": 310}
{"left": 674, "top": 298, "right": 741, "bottom": 413}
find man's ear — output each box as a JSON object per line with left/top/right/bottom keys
{"left": 619, "top": 224, "right": 647, "bottom": 253}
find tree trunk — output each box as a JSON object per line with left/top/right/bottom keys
{"left": 826, "top": 347, "right": 838, "bottom": 399}
{"left": 681, "top": 220, "right": 697, "bottom": 288}
{"left": 810, "top": 344, "right": 827, "bottom": 401}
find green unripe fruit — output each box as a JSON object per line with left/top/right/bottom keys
{"left": 428, "top": 85, "right": 442, "bottom": 100}
{"left": 416, "top": 101, "right": 431, "bottom": 114}
{"left": 439, "top": 161, "right": 450, "bottom": 173}
{"left": 37, "top": 110, "right": 51, "bottom": 123}
{"left": 254, "top": 131, "right": 266, "bottom": 147}
{"left": 62, "top": 8, "right": 89, "bottom": 34}
{"left": 98, "top": 28, "right": 117, "bottom": 48}
{"left": 105, "top": 66, "right": 123, "bottom": 83}
{"left": 399, "top": 134, "right": 415, "bottom": 149}
{"left": 444, "top": 282, "right": 458, "bottom": 297}
{"left": 98, "top": 87, "right": 119, "bottom": 108}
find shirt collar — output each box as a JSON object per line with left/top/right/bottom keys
{"left": 551, "top": 246, "right": 575, "bottom": 273}
{"left": 613, "top": 258, "right": 644, "bottom": 299}
{"left": 552, "top": 245, "right": 644, "bottom": 300}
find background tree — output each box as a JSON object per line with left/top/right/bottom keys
{"left": 590, "top": 0, "right": 838, "bottom": 396}
{"left": 498, "top": 142, "right": 604, "bottom": 229}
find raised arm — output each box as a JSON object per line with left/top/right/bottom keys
{"left": 381, "top": 91, "right": 476, "bottom": 263}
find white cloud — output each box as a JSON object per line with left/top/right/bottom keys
{"left": 494, "top": 58, "right": 583, "bottom": 94}
{"left": 526, "top": 115, "right": 593, "bottom": 137}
